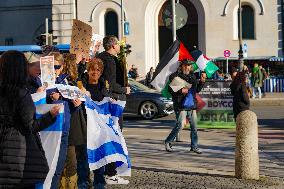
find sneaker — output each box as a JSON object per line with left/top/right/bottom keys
{"left": 190, "top": 147, "right": 202, "bottom": 154}
{"left": 164, "top": 142, "right": 173, "bottom": 152}
{"left": 105, "top": 175, "right": 129, "bottom": 185}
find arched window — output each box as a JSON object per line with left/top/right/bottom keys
{"left": 105, "top": 10, "right": 119, "bottom": 38}
{"left": 241, "top": 5, "right": 255, "bottom": 39}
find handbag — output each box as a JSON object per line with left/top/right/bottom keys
{"left": 182, "top": 89, "right": 195, "bottom": 109}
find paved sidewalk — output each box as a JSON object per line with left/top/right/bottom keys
{"left": 251, "top": 93, "right": 284, "bottom": 106}
{"left": 120, "top": 106, "right": 284, "bottom": 188}
{"left": 106, "top": 169, "right": 284, "bottom": 189}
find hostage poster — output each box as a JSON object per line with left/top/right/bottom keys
{"left": 197, "top": 81, "right": 235, "bottom": 128}
{"left": 40, "top": 56, "right": 55, "bottom": 88}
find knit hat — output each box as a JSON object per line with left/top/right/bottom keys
{"left": 180, "top": 59, "right": 195, "bottom": 65}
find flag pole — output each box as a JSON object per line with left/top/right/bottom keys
{"left": 171, "top": 0, "right": 176, "bottom": 41}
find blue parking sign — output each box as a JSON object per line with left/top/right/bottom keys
{"left": 124, "top": 22, "right": 130, "bottom": 35}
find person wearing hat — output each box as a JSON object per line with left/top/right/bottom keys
{"left": 24, "top": 52, "right": 45, "bottom": 94}
{"left": 164, "top": 59, "right": 206, "bottom": 154}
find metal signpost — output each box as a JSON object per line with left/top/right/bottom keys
{"left": 224, "top": 50, "right": 231, "bottom": 74}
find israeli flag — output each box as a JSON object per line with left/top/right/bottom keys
{"left": 32, "top": 92, "right": 66, "bottom": 189}
{"left": 85, "top": 97, "right": 131, "bottom": 176}
{"left": 31, "top": 91, "right": 47, "bottom": 106}
{"left": 36, "top": 104, "right": 64, "bottom": 189}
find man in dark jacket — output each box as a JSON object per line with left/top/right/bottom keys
{"left": 97, "top": 36, "right": 130, "bottom": 101}
{"left": 164, "top": 60, "right": 206, "bottom": 154}
{"left": 96, "top": 36, "right": 130, "bottom": 185}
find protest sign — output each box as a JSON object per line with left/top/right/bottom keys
{"left": 56, "top": 84, "right": 86, "bottom": 101}
{"left": 169, "top": 76, "right": 192, "bottom": 92}
{"left": 70, "top": 19, "right": 93, "bottom": 63}
{"left": 196, "top": 80, "right": 235, "bottom": 128}
{"left": 40, "top": 56, "right": 55, "bottom": 88}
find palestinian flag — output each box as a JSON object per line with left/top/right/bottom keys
{"left": 151, "top": 40, "right": 193, "bottom": 98}
{"left": 190, "top": 49, "right": 219, "bottom": 78}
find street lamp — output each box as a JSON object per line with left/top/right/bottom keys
{"left": 121, "top": 0, "right": 124, "bottom": 40}
{"left": 238, "top": 0, "right": 244, "bottom": 71}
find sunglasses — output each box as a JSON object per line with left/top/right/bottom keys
{"left": 54, "top": 65, "right": 62, "bottom": 70}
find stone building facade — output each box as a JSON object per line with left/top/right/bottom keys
{"left": 1, "top": 0, "right": 282, "bottom": 76}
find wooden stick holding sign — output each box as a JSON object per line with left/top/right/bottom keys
{"left": 70, "top": 19, "right": 93, "bottom": 63}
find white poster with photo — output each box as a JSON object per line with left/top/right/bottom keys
{"left": 40, "top": 56, "right": 55, "bottom": 88}
{"left": 56, "top": 84, "right": 86, "bottom": 101}
{"left": 169, "top": 76, "right": 192, "bottom": 92}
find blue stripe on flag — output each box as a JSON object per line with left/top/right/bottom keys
{"left": 85, "top": 97, "right": 124, "bottom": 117}
{"left": 34, "top": 98, "right": 46, "bottom": 106}
{"left": 36, "top": 113, "right": 64, "bottom": 131}
{"left": 87, "top": 141, "right": 131, "bottom": 168}
{"left": 50, "top": 101, "right": 70, "bottom": 188}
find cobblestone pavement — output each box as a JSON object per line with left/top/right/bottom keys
{"left": 106, "top": 169, "right": 284, "bottom": 189}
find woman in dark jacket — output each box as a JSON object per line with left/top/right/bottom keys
{"left": 0, "top": 51, "right": 60, "bottom": 188}
{"left": 230, "top": 71, "right": 250, "bottom": 119}
{"left": 60, "top": 53, "right": 89, "bottom": 188}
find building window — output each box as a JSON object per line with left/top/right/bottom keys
{"left": 105, "top": 10, "right": 119, "bottom": 38}
{"left": 5, "top": 38, "right": 14, "bottom": 46}
{"left": 241, "top": 5, "right": 255, "bottom": 39}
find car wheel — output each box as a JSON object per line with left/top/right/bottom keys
{"left": 139, "top": 101, "right": 158, "bottom": 119}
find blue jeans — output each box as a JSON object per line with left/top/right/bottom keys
{"left": 252, "top": 87, "right": 262, "bottom": 98}
{"left": 165, "top": 110, "right": 198, "bottom": 148}
{"left": 93, "top": 166, "right": 106, "bottom": 186}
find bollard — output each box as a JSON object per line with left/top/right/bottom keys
{"left": 235, "top": 110, "right": 259, "bottom": 180}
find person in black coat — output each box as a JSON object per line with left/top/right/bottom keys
{"left": 96, "top": 36, "right": 130, "bottom": 185}
{"left": 230, "top": 71, "right": 250, "bottom": 119}
{"left": 0, "top": 51, "right": 60, "bottom": 188}
{"left": 164, "top": 60, "right": 206, "bottom": 154}
{"left": 82, "top": 58, "right": 111, "bottom": 188}
{"left": 61, "top": 53, "right": 90, "bottom": 188}
{"left": 97, "top": 36, "right": 130, "bottom": 102}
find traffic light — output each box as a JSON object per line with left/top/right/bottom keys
{"left": 125, "top": 44, "right": 132, "bottom": 55}
{"left": 36, "top": 35, "right": 46, "bottom": 46}
{"left": 52, "top": 35, "right": 58, "bottom": 45}
{"left": 36, "top": 34, "right": 58, "bottom": 46}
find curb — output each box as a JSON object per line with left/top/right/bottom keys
{"left": 250, "top": 98, "right": 284, "bottom": 106}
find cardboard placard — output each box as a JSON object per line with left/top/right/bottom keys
{"left": 70, "top": 19, "right": 93, "bottom": 63}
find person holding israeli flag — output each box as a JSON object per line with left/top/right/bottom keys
{"left": 82, "top": 58, "right": 130, "bottom": 188}
{"left": 0, "top": 50, "right": 61, "bottom": 188}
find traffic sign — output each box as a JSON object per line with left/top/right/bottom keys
{"left": 243, "top": 43, "right": 248, "bottom": 58}
{"left": 124, "top": 22, "right": 130, "bottom": 35}
{"left": 224, "top": 50, "right": 231, "bottom": 58}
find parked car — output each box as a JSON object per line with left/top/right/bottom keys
{"left": 125, "top": 79, "right": 174, "bottom": 119}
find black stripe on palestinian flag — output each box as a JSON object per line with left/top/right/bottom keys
{"left": 151, "top": 40, "right": 180, "bottom": 92}
{"left": 152, "top": 40, "right": 180, "bottom": 80}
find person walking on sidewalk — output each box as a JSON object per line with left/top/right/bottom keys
{"left": 164, "top": 60, "right": 206, "bottom": 154}
{"left": 251, "top": 63, "right": 263, "bottom": 98}
{"left": 259, "top": 65, "right": 268, "bottom": 97}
